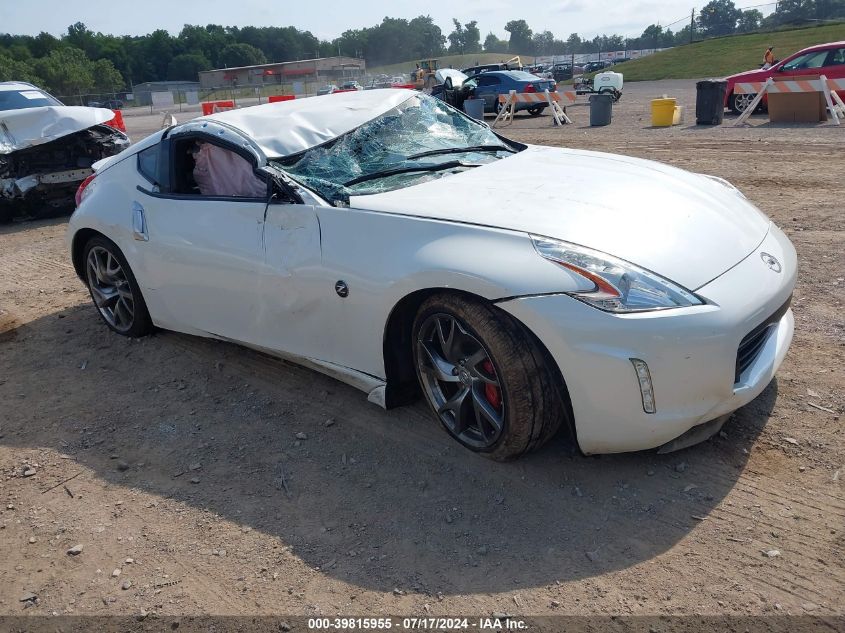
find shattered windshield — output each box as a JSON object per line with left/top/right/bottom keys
{"left": 272, "top": 93, "right": 517, "bottom": 204}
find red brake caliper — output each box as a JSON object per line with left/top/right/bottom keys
{"left": 482, "top": 360, "right": 502, "bottom": 410}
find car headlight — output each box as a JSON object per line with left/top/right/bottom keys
{"left": 531, "top": 235, "right": 704, "bottom": 313}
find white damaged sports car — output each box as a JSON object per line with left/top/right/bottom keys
{"left": 67, "top": 89, "right": 796, "bottom": 460}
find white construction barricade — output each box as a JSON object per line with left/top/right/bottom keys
{"left": 734, "top": 75, "right": 845, "bottom": 126}
{"left": 492, "top": 90, "right": 575, "bottom": 127}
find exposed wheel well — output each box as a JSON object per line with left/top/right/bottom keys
{"left": 381, "top": 288, "right": 577, "bottom": 447}
{"left": 71, "top": 228, "right": 106, "bottom": 280}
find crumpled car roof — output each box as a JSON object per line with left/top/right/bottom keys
{"left": 0, "top": 105, "right": 115, "bottom": 154}
{"left": 205, "top": 89, "right": 416, "bottom": 158}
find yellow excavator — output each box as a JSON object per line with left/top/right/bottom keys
{"left": 412, "top": 59, "right": 439, "bottom": 91}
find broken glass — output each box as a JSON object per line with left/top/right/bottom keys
{"left": 273, "top": 93, "right": 519, "bottom": 205}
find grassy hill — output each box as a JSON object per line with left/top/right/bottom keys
{"left": 368, "top": 53, "right": 533, "bottom": 78}
{"left": 618, "top": 22, "right": 845, "bottom": 81}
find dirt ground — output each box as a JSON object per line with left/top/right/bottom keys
{"left": 1, "top": 80, "right": 843, "bottom": 623}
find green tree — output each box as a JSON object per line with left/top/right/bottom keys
{"left": 364, "top": 17, "right": 413, "bottom": 66}
{"left": 532, "top": 31, "right": 555, "bottom": 55}
{"left": 219, "top": 42, "right": 266, "bottom": 68}
{"left": 773, "top": 0, "right": 815, "bottom": 24}
{"left": 483, "top": 32, "right": 508, "bottom": 53}
{"left": 566, "top": 33, "right": 583, "bottom": 54}
{"left": 32, "top": 47, "right": 94, "bottom": 96}
{"left": 697, "top": 0, "right": 741, "bottom": 37}
{"left": 736, "top": 9, "right": 764, "bottom": 32}
{"left": 144, "top": 30, "right": 180, "bottom": 79}
{"left": 504, "top": 20, "right": 533, "bottom": 54}
{"left": 166, "top": 52, "right": 210, "bottom": 80}
{"left": 409, "top": 16, "right": 446, "bottom": 58}
{"left": 91, "top": 58, "right": 124, "bottom": 91}
{"left": 65, "top": 22, "right": 99, "bottom": 58}
{"left": 0, "top": 53, "right": 42, "bottom": 84}
{"left": 335, "top": 29, "right": 368, "bottom": 59}
{"left": 30, "top": 32, "right": 60, "bottom": 58}
{"left": 448, "top": 19, "right": 481, "bottom": 54}
{"left": 641, "top": 24, "right": 665, "bottom": 48}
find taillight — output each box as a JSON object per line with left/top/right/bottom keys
{"left": 75, "top": 173, "right": 97, "bottom": 208}
{"left": 524, "top": 84, "right": 537, "bottom": 93}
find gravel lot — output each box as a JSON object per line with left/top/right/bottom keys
{"left": 1, "top": 80, "right": 843, "bottom": 621}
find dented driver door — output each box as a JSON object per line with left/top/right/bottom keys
{"left": 255, "top": 200, "right": 326, "bottom": 359}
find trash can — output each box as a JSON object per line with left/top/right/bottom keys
{"left": 463, "top": 98, "right": 485, "bottom": 121}
{"left": 695, "top": 79, "right": 728, "bottom": 125}
{"left": 589, "top": 94, "right": 613, "bottom": 126}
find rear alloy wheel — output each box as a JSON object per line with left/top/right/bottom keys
{"left": 527, "top": 106, "right": 544, "bottom": 116}
{"left": 413, "top": 293, "right": 567, "bottom": 460}
{"left": 83, "top": 236, "right": 152, "bottom": 337}
{"left": 730, "top": 92, "right": 757, "bottom": 114}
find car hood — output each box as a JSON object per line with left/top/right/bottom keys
{"left": 725, "top": 67, "right": 771, "bottom": 82}
{"left": 349, "top": 145, "right": 771, "bottom": 290}
{"left": 0, "top": 105, "right": 116, "bottom": 154}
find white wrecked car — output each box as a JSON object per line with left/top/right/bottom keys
{"left": 67, "top": 90, "right": 795, "bottom": 460}
{"left": 0, "top": 82, "right": 129, "bottom": 221}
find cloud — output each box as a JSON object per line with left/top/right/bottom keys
{"left": 552, "top": 0, "right": 588, "bottom": 13}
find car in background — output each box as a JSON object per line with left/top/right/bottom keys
{"left": 582, "top": 61, "right": 612, "bottom": 74}
{"left": 67, "top": 89, "right": 797, "bottom": 461}
{"left": 552, "top": 63, "right": 574, "bottom": 81}
{"left": 724, "top": 40, "right": 845, "bottom": 113}
{"left": 338, "top": 80, "right": 364, "bottom": 91}
{"left": 0, "top": 82, "right": 129, "bottom": 222}
{"left": 462, "top": 58, "right": 523, "bottom": 79}
{"left": 88, "top": 98, "right": 124, "bottom": 109}
{"left": 471, "top": 70, "right": 556, "bottom": 115}
{"left": 530, "top": 65, "right": 554, "bottom": 80}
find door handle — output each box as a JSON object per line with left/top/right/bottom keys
{"left": 132, "top": 201, "right": 148, "bottom": 241}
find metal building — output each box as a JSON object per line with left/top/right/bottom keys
{"left": 198, "top": 57, "right": 365, "bottom": 90}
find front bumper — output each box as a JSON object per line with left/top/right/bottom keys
{"left": 498, "top": 225, "right": 796, "bottom": 454}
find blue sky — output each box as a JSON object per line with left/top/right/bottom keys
{"left": 2, "top": 0, "right": 705, "bottom": 41}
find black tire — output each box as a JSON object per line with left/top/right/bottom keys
{"left": 412, "top": 293, "right": 567, "bottom": 461}
{"left": 729, "top": 92, "right": 758, "bottom": 114}
{"left": 729, "top": 94, "right": 741, "bottom": 114}
{"left": 527, "top": 106, "right": 544, "bottom": 116}
{"left": 82, "top": 235, "right": 153, "bottom": 338}
{"left": 494, "top": 99, "right": 504, "bottom": 115}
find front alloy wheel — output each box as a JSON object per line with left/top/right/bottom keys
{"left": 412, "top": 293, "right": 569, "bottom": 460}
{"left": 731, "top": 92, "right": 757, "bottom": 114}
{"left": 417, "top": 314, "right": 505, "bottom": 449}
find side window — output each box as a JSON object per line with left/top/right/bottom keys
{"left": 137, "top": 145, "right": 158, "bottom": 184}
{"left": 783, "top": 51, "right": 828, "bottom": 70}
{"left": 476, "top": 75, "right": 499, "bottom": 87}
{"left": 171, "top": 137, "right": 268, "bottom": 199}
{"left": 825, "top": 48, "right": 845, "bottom": 66}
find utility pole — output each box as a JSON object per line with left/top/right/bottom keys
{"left": 690, "top": 8, "right": 695, "bottom": 45}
